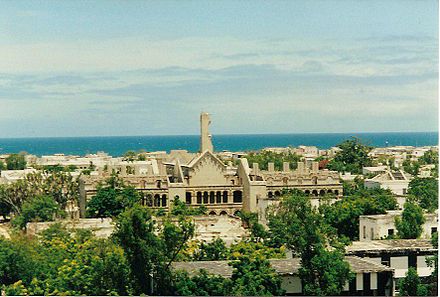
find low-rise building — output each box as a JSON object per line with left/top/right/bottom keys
{"left": 173, "top": 256, "right": 394, "bottom": 296}
{"left": 346, "top": 239, "right": 437, "bottom": 292}
{"left": 359, "top": 210, "right": 438, "bottom": 241}
{"left": 364, "top": 170, "right": 412, "bottom": 196}
{"left": 362, "top": 165, "right": 388, "bottom": 176}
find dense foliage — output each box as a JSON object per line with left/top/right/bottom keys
{"left": 5, "top": 154, "right": 27, "bottom": 170}
{"left": 403, "top": 149, "right": 438, "bottom": 177}
{"left": 12, "top": 195, "right": 61, "bottom": 229}
{"left": 86, "top": 174, "right": 141, "bottom": 218}
{"left": 0, "top": 171, "right": 79, "bottom": 222}
{"left": 426, "top": 233, "right": 438, "bottom": 296}
{"left": 326, "top": 138, "right": 372, "bottom": 174}
{"left": 395, "top": 202, "right": 425, "bottom": 239}
{"left": 267, "top": 190, "right": 353, "bottom": 295}
{"left": 407, "top": 177, "right": 438, "bottom": 212}
{"left": 399, "top": 267, "right": 429, "bottom": 296}
{"left": 320, "top": 185, "right": 397, "bottom": 240}
{"left": 245, "top": 150, "right": 301, "bottom": 171}
{"left": 0, "top": 224, "right": 132, "bottom": 295}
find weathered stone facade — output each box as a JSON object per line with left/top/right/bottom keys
{"left": 78, "top": 113, "right": 343, "bottom": 218}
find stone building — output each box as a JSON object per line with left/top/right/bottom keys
{"left": 359, "top": 210, "right": 438, "bottom": 241}
{"left": 78, "top": 113, "right": 343, "bottom": 218}
{"left": 173, "top": 256, "right": 394, "bottom": 296}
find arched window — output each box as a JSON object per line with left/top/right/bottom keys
{"left": 161, "top": 194, "right": 167, "bottom": 207}
{"left": 319, "top": 190, "right": 325, "bottom": 196}
{"left": 216, "top": 191, "right": 222, "bottom": 203}
{"left": 274, "top": 191, "right": 281, "bottom": 197}
{"left": 186, "top": 192, "right": 192, "bottom": 204}
{"left": 209, "top": 211, "right": 217, "bottom": 216}
{"left": 220, "top": 211, "right": 228, "bottom": 216}
{"left": 223, "top": 191, "right": 228, "bottom": 203}
{"left": 154, "top": 194, "right": 161, "bottom": 207}
{"left": 203, "top": 191, "right": 209, "bottom": 204}
{"left": 197, "top": 192, "right": 202, "bottom": 204}
{"left": 210, "top": 191, "right": 215, "bottom": 204}
{"left": 233, "top": 190, "right": 242, "bottom": 203}
{"left": 268, "top": 191, "right": 274, "bottom": 198}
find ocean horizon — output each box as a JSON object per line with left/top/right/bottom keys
{"left": 0, "top": 132, "right": 438, "bottom": 157}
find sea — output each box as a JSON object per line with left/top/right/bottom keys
{"left": 0, "top": 132, "right": 437, "bottom": 157}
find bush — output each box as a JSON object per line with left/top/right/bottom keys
{"left": 12, "top": 195, "right": 61, "bottom": 229}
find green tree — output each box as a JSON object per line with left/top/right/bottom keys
{"left": 419, "top": 149, "right": 438, "bottom": 165}
{"left": 112, "top": 205, "right": 161, "bottom": 295}
{"left": 12, "top": 195, "right": 61, "bottom": 230}
{"left": 245, "top": 150, "right": 301, "bottom": 171}
{"left": 399, "top": 267, "right": 428, "bottom": 296}
{"left": 426, "top": 232, "right": 438, "bottom": 295}
{"left": 267, "top": 190, "right": 352, "bottom": 295}
{"left": 229, "top": 254, "right": 285, "bottom": 296}
{"left": 193, "top": 237, "right": 229, "bottom": 261}
{"left": 0, "top": 171, "right": 79, "bottom": 217}
{"left": 86, "top": 174, "right": 140, "bottom": 218}
{"left": 173, "top": 269, "right": 231, "bottom": 296}
{"left": 5, "top": 153, "right": 26, "bottom": 170}
{"left": 320, "top": 187, "right": 397, "bottom": 240}
{"left": 0, "top": 161, "right": 5, "bottom": 171}
{"left": 395, "top": 202, "right": 425, "bottom": 239}
{"left": 407, "top": 177, "right": 438, "bottom": 212}
{"left": 402, "top": 158, "right": 421, "bottom": 176}
{"left": 0, "top": 237, "right": 36, "bottom": 287}
{"left": 327, "top": 137, "right": 372, "bottom": 174}
{"left": 238, "top": 211, "right": 268, "bottom": 242}
{"left": 122, "top": 151, "right": 137, "bottom": 162}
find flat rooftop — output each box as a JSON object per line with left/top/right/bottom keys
{"left": 172, "top": 256, "right": 392, "bottom": 278}
{"left": 346, "top": 239, "right": 436, "bottom": 255}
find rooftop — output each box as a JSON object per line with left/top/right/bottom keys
{"left": 346, "top": 239, "right": 436, "bottom": 255}
{"left": 172, "top": 256, "right": 393, "bottom": 278}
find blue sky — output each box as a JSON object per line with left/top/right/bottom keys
{"left": 0, "top": 0, "right": 438, "bottom": 137}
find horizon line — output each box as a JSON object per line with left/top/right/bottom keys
{"left": 0, "top": 130, "right": 438, "bottom": 140}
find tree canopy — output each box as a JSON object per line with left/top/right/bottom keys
{"left": 320, "top": 186, "right": 397, "bottom": 240}
{"left": 395, "top": 202, "right": 425, "bottom": 239}
{"left": 399, "top": 267, "right": 428, "bottom": 296}
{"left": 5, "top": 154, "right": 27, "bottom": 170}
{"left": 266, "top": 190, "right": 352, "bottom": 295}
{"left": 407, "top": 177, "right": 438, "bottom": 212}
{"left": 86, "top": 174, "right": 141, "bottom": 218}
{"left": 245, "top": 150, "right": 301, "bottom": 171}
{"left": 326, "top": 137, "right": 373, "bottom": 174}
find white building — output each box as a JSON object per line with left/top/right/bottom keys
{"left": 347, "top": 239, "right": 437, "bottom": 284}
{"left": 359, "top": 210, "right": 438, "bottom": 241}
{"left": 364, "top": 170, "right": 412, "bottom": 196}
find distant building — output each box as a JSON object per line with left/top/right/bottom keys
{"left": 78, "top": 113, "right": 343, "bottom": 218}
{"left": 364, "top": 170, "right": 412, "bottom": 196}
{"left": 362, "top": 165, "right": 388, "bottom": 176}
{"left": 173, "top": 256, "right": 394, "bottom": 296}
{"left": 346, "top": 239, "right": 437, "bottom": 293}
{"left": 359, "top": 210, "right": 438, "bottom": 241}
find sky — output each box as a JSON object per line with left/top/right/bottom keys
{"left": 0, "top": 0, "right": 438, "bottom": 137}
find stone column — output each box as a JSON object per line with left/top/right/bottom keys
{"left": 268, "top": 162, "right": 275, "bottom": 172}
{"left": 312, "top": 161, "right": 319, "bottom": 173}
{"left": 253, "top": 163, "right": 259, "bottom": 175}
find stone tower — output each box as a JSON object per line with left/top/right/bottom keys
{"left": 200, "top": 112, "right": 213, "bottom": 152}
